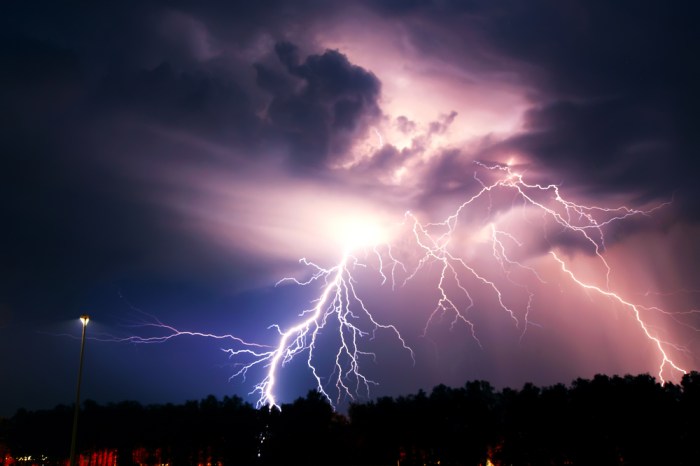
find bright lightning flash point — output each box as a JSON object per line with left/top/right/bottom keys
{"left": 107, "top": 162, "right": 692, "bottom": 410}
{"left": 228, "top": 215, "right": 413, "bottom": 409}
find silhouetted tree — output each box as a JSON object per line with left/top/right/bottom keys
{"left": 680, "top": 371, "right": 700, "bottom": 465}
{"left": 5, "top": 405, "right": 72, "bottom": 462}
{"left": 5, "top": 373, "right": 700, "bottom": 465}
{"left": 349, "top": 395, "right": 402, "bottom": 464}
{"left": 260, "top": 390, "right": 347, "bottom": 465}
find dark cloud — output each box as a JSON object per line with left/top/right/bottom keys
{"left": 274, "top": 41, "right": 303, "bottom": 71}
{"left": 474, "top": 0, "right": 699, "bottom": 207}
{"left": 0, "top": 13, "right": 236, "bottom": 329}
{"left": 367, "top": 0, "right": 700, "bottom": 220}
{"left": 368, "top": 0, "right": 434, "bottom": 16}
{"left": 0, "top": 1, "right": 388, "bottom": 333}
{"left": 3, "top": 0, "right": 694, "bottom": 317}
{"left": 258, "top": 42, "right": 382, "bottom": 167}
{"left": 428, "top": 111, "right": 458, "bottom": 136}
{"left": 396, "top": 116, "right": 417, "bottom": 134}
{"left": 503, "top": 98, "right": 677, "bottom": 198}
{"left": 97, "top": 61, "right": 260, "bottom": 144}
{"left": 352, "top": 145, "right": 404, "bottom": 177}
{"left": 471, "top": 0, "right": 700, "bottom": 98}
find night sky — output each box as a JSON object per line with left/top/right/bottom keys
{"left": 2, "top": 0, "right": 700, "bottom": 417}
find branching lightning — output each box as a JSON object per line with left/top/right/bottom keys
{"left": 550, "top": 251, "right": 687, "bottom": 382}
{"left": 109, "top": 162, "right": 692, "bottom": 409}
{"left": 225, "top": 253, "right": 413, "bottom": 408}
{"left": 392, "top": 162, "right": 686, "bottom": 384}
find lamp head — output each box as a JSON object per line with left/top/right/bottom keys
{"left": 80, "top": 315, "right": 90, "bottom": 326}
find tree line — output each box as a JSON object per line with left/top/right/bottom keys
{"left": 2, "top": 372, "right": 700, "bottom": 465}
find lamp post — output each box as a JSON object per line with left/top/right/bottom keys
{"left": 69, "top": 315, "right": 89, "bottom": 466}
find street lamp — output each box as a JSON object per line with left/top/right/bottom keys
{"left": 69, "top": 315, "right": 89, "bottom": 466}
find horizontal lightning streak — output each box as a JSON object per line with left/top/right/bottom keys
{"left": 92, "top": 323, "right": 268, "bottom": 348}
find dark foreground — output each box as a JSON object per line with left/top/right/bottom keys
{"left": 2, "top": 372, "right": 700, "bottom": 466}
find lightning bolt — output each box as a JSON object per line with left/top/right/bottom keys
{"left": 426, "top": 164, "right": 684, "bottom": 379}
{"left": 227, "top": 253, "right": 412, "bottom": 409}
{"left": 550, "top": 251, "right": 687, "bottom": 382}
{"left": 390, "top": 163, "right": 686, "bottom": 383}
{"left": 108, "top": 162, "right": 690, "bottom": 409}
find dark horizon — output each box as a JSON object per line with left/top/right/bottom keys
{"left": 1, "top": 368, "right": 679, "bottom": 418}
{"left": 3, "top": 372, "right": 700, "bottom": 466}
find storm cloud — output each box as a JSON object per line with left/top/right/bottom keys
{"left": 1, "top": 0, "right": 698, "bottom": 416}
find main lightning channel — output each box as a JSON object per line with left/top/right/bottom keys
{"left": 227, "top": 252, "right": 413, "bottom": 409}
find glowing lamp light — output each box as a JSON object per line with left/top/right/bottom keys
{"left": 70, "top": 314, "right": 90, "bottom": 466}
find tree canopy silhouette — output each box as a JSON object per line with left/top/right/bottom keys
{"left": 2, "top": 372, "right": 699, "bottom": 465}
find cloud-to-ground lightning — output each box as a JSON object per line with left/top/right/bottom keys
{"left": 110, "top": 162, "right": 690, "bottom": 409}
{"left": 234, "top": 253, "right": 414, "bottom": 408}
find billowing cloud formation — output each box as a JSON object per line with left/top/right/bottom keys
{"left": 365, "top": 0, "right": 700, "bottom": 211}
{"left": 1, "top": 0, "right": 699, "bottom": 415}
{"left": 257, "top": 41, "right": 382, "bottom": 167}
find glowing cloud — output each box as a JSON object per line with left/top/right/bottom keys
{"left": 116, "top": 162, "right": 691, "bottom": 410}
{"left": 331, "top": 214, "right": 390, "bottom": 251}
